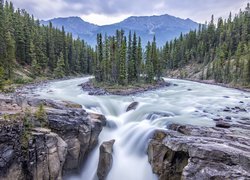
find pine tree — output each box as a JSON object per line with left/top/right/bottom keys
{"left": 137, "top": 37, "right": 143, "bottom": 81}
{"left": 127, "top": 31, "right": 133, "bottom": 82}
{"left": 5, "top": 31, "right": 15, "bottom": 79}
{"left": 0, "top": 0, "right": 5, "bottom": 64}
{"left": 104, "top": 34, "right": 110, "bottom": 81}
{"left": 54, "top": 52, "right": 65, "bottom": 78}
{"left": 151, "top": 36, "right": 159, "bottom": 79}
{"left": 145, "top": 42, "right": 154, "bottom": 83}
{"left": 119, "top": 37, "right": 127, "bottom": 85}
{"left": 131, "top": 32, "right": 137, "bottom": 81}
{"left": 246, "top": 56, "right": 250, "bottom": 84}
{"left": 0, "top": 66, "right": 4, "bottom": 89}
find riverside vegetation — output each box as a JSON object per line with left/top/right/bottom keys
{"left": 0, "top": 1, "right": 249, "bottom": 92}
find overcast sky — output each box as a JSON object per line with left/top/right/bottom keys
{"left": 10, "top": 0, "right": 249, "bottom": 25}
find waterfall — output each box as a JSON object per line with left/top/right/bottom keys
{"left": 32, "top": 76, "right": 250, "bottom": 180}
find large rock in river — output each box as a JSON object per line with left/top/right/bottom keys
{"left": 97, "top": 140, "right": 115, "bottom": 180}
{"left": 126, "top": 102, "right": 139, "bottom": 112}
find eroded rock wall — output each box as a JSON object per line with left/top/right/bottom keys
{"left": 148, "top": 124, "right": 250, "bottom": 180}
{"left": 0, "top": 97, "right": 105, "bottom": 180}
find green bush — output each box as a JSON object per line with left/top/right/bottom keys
{"left": 13, "top": 77, "right": 32, "bottom": 84}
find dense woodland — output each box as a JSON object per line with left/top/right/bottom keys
{"left": 0, "top": 0, "right": 250, "bottom": 90}
{"left": 162, "top": 4, "right": 250, "bottom": 85}
{"left": 0, "top": 0, "right": 95, "bottom": 89}
{"left": 95, "top": 4, "right": 250, "bottom": 86}
{"left": 94, "top": 31, "right": 160, "bottom": 85}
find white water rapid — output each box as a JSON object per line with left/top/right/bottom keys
{"left": 31, "top": 77, "right": 250, "bottom": 180}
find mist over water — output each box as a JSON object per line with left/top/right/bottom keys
{"left": 32, "top": 77, "right": 250, "bottom": 180}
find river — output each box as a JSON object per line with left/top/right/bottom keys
{"left": 30, "top": 77, "right": 250, "bottom": 180}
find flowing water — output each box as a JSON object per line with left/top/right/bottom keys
{"left": 31, "top": 77, "right": 250, "bottom": 180}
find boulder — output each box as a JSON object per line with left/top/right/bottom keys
{"left": 97, "top": 140, "right": 115, "bottom": 180}
{"left": 126, "top": 102, "right": 139, "bottom": 112}
{"left": 216, "top": 121, "right": 231, "bottom": 128}
{"left": 148, "top": 124, "right": 250, "bottom": 180}
{"left": 89, "top": 113, "right": 107, "bottom": 126}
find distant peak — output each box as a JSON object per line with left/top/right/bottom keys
{"left": 51, "top": 16, "right": 83, "bottom": 21}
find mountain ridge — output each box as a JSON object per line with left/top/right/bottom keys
{"left": 41, "top": 14, "right": 199, "bottom": 46}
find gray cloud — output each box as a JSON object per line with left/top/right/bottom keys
{"left": 10, "top": 0, "right": 249, "bottom": 24}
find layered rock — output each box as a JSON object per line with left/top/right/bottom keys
{"left": 0, "top": 96, "right": 106, "bottom": 180}
{"left": 97, "top": 140, "right": 115, "bottom": 180}
{"left": 148, "top": 124, "right": 250, "bottom": 180}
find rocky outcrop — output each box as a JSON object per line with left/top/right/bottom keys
{"left": 80, "top": 81, "right": 108, "bottom": 95}
{"left": 148, "top": 124, "right": 250, "bottom": 180}
{"left": 0, "top": 121, "right": 24, "bottom": 180}
{"left": 27, "top": 128, "right": 68, "bottom": 180}
{"left": 126, "top": 102, "right": 139, "bottom": 112}
{"left": 97, "top": 140, "right": 115, "bottom": 180}
{"left": 0, "top": 96, "right": 106, "bottom": 180}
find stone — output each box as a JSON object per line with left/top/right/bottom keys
{"left": 147, "top": 112, "right": 174, "bottom": 120}
{"left": 89, "top": 113, "right": 106, "bottom": 126}
{"left": 126, "top": 102, "right": 139, "bottom": 112}
{"left": 213, "top": 117, "right": 223, "bottom": 122}
{"left": 97, "top": 140, "right": 115, "bottom": 180}
{"left": 216, "top": 121, "right": 231, "bottom": 128}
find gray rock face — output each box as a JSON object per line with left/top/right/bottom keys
{"left": 126, "top": 102, "right": 139, "bottom": 112}
{"left": 148, "top": 124, "right": 250, "bottom": 180}
{"left": 0, "top": 121, "right": 24, "bottom": 180}
{"left": 97, "top": 140, "right": 115, "bottom": 180}
{"left": 27, "top": 128, "right": 68, "bottom": 180}
{"left": 0, "top": 97, "right": 106, "bottom": 179}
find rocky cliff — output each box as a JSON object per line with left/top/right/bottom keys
{"left": 148, "top": 123, "right": 250, "bottom": 180}
{"left": 0, "top": 95, "right": 105, "bottom": 180}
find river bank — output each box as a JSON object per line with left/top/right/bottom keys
{"left": 181, "top": 78, "right": 250, "bottom": 93}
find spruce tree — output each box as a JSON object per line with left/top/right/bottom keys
{"left": 145, "top": 42, "right": 154, "bottom": 83}
{"left": 0, "top": 66, "right": 4, "bottom": 89}
{"left": 54, "top": 52, "right": 65, "bottom": 78}
{"left": 137, "top": 37, "right": 143, "bottom": 80}
{"left": 119, "top": 37, "right": 127, "bottom": 85}
{"left": 5, "top": 31, "right": 15, "bottom": 79}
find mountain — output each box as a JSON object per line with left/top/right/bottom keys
{"left": 41, "top": 17, "right": 99, "bottom": 44}
{"left": 41, "top": 14, "right": 199, "bottom": 47}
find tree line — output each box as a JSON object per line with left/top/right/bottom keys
{"left": 1, "top": 1, "right": 249, "bottom": 89}
{"left": 0, "top": 0, "right": 95, "bottom": 89}
{"left": 94, "top": 30, "right": 163, "bottom": 85}
{"left": 161, "top": 4, "right": 250, "bottom": 85}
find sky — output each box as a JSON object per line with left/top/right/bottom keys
{"left": 10, "top": 0, "right": 249, "bottom": 25}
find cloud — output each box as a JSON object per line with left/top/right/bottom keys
{"left": 10, "top": 0, "right": 249, "bottom": 25}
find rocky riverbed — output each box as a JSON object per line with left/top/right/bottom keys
{"left": 0, "top": 94, "right": 106, "bottom": 180}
